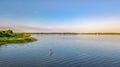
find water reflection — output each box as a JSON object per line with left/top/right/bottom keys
{"left": 0, "top": 42, "right": 32, "bottom": 48}
{"left": 49, "top": 48, "right": 53, "bottom": 56}
{"left": 1, "top": 35, "right": 120, "bottom": 67}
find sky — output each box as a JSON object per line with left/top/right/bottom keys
{"left": 0, "top": 0, "right": 120, "bottom": 33}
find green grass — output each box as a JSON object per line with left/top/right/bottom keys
{"left": 0, "top": 37, "right": 36, "bottom": 43}
{"left": 0, "top": 30, "right": 37, "bottom": 45}
{"left": 0, "top": 36, "right": 37, "bottom": 45}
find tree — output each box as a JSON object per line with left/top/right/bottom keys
{"left": 0, "top": 30, "right": 14, "bottom": 37}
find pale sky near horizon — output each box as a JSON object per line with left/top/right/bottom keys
{"left": 0, "top": 0, "right": 120, "bottom": 32}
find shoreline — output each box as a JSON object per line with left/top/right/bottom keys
{"left": 28, "top": 33, "right": 120, "bottom": 35}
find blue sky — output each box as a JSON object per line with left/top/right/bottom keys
{"left": 0, "top": 0, "right": 120, "bottom": 32}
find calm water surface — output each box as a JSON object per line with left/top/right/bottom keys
{"left": 1, "top": 35, "right": 120, "bottom": 67}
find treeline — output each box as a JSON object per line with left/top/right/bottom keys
{"left": 29, "top": 32, "right": 120, "bottom": 35}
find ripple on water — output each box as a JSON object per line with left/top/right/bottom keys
{"left": 1, "top": 35, "right": 120, "bottom": 67}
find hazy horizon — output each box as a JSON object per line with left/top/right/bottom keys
{"left": 0, "top": 0, "right": 120, "bottom": 33}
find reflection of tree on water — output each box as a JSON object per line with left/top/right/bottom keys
{"left": 49, "top": 48, "right": 53, "bottom": 56}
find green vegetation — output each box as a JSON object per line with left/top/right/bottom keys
{"left": 0, "top": 30, "right": 37, "bottom": 45}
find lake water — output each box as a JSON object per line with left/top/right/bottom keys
{"left": 1, "top": 35, "right": 120, "bottom": 67}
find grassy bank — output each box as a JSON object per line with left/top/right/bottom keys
{"left": 0, "top": 42, "right": 7, "bottom": 45}
{"left": 0, "top": 30, "right": 37, "bottom": 45}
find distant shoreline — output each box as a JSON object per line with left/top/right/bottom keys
{"left": 27, "top": 33, "right": 120, "bottom": 35}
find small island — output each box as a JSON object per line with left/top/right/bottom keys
{"left": 0, "top": 30, "right": 37, "bottom": 45}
